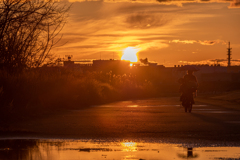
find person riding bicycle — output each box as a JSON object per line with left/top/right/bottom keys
{"left": 179, "top": 70, "right": 198, "bottom": 105}
{"left": 183, "top": 70, "right": 198, "bottom": 86}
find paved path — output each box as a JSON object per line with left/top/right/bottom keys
{"left": 5, "top": 97, "right": 240, "bottom": 143}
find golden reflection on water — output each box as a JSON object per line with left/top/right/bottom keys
{"left": 0, "top": 139, "right": 240, "bottom": 160}
{"left": 127, "top": 105, "right": 139, "bottom": 107}
{"left": 121, "top": 141, "right": 137, "bottom": 152}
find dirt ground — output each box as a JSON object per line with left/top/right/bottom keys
{"left": 1, "top": 91, "right": 240, "bottom": 144}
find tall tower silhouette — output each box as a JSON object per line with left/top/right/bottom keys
{"left": 227, "top": 42, "right": 232, "bottom": 67}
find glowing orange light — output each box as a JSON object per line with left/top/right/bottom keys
{"left": 121, "top": 47, "right": 138, "bottom": 62}
{"left": 121, "top": 141, "right": 137, "bottom": 152}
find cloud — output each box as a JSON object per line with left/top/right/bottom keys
{"left": 55, "top": 1, "right": 175, "bottom": 59}
{"left": 125, "top": 13, "right": 169, "bottom": 29}
{"left": 178, "top": 59, "right": 220, "bottom": 65}
{"left": 209, "top": 59, "right": 227, "bottom": 62}
{"left": 68, "top": 0, "right": 158, "bottom": 3}
{"left": 199, "top": 40, "right": 217, "bottom": 45}
{"left": 229, "top": 0, "right": 240, "bottom": 8}
{"left": 171, "top": 39, "right": 197, "bottom": 44}
{"left": 200, "top": 40, "right": 227, "bottom": 45}
{"left": 179, "top": 59, "right": 240, "bottom": 66}
{"left": 171, "top": 39, "right": 227, "bottom": 45}
{"left": 137, "top": 40, "right": 169, "bottom": 51}
{"left": 67, "top": 0, "right": 240, "bottom": 8}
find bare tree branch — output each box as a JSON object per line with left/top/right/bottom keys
{"left": 0, "top": 0, "right": 71, "bottom": 72}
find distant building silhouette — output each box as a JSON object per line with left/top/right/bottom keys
{"left": 47, "top": 52, "right": 240, "bottom": 83}
{"left": 92, "top": 59, "right": 130, "bottom": 74}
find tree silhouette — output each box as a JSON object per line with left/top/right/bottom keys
{"left": 0, "top": 0, "right": 70, "bottom": 72}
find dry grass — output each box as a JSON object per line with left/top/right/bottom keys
{"left": 210, "top": 90, "right": 240, "bottom": 103}
{"left": 1, "top": 68, "right": 238, "bottom": 118}
{"left": 0, "top": 68, "right": 160, "bottom": 116}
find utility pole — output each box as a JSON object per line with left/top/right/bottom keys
{"left": 227, "top": 42, "right": 232, "bottom": 67}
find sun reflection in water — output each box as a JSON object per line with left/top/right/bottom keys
{"left": 127, "top": 105, "right": 138, "bottom": 107}
{"left": 121, "top": 141, "right": 137, "bottom": 152}
{"left": 1, "top": 139, "right": 240, "bottom": 160}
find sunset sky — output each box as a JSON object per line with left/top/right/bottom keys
{"left": 54, "top": 0, "right": 240, "bottom": 67}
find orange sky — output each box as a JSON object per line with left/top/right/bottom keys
{"left": 54, "top": 0, "right": 240, "bottom": 67}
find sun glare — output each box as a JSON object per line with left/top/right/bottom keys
{"left": 121, "top": 47, "right": 138, "bottom": 62}
{"left": 121, "top": 142, "right": 137, "bottom": 152}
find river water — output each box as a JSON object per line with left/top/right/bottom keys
{"left": 0, "top": 139, "right": 240, "bottom": 160}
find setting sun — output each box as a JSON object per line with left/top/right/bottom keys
{"left": 121, "top": 47, "right": 138, "bottom": 62}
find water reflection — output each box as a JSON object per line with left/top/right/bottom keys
{"left": 121, "top": 142, "right": 137, "bottom": 152}
{"left": 177, "top": 147, "right": 198, "bottom": 159}
{"left": 0, "top": 139, "right": 240, "bottom": 160}
{"left": 0, "top": 139, "right": 39, "bottom": 160}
